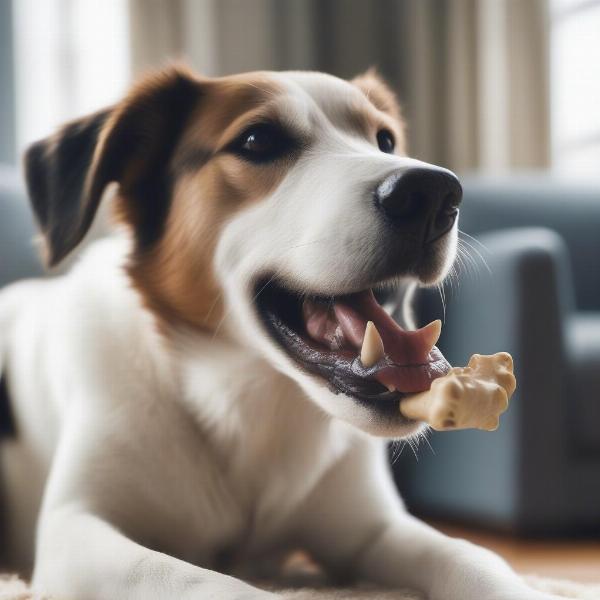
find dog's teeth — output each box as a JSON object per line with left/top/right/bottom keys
{"left": 387, "top": 384, "right": 396, "bottom": 392}
{"left": 360, "top": 321, "right": 385, "bottom": 368}
{"left": 422, "top": 319, "right": 442, "bottom": 352}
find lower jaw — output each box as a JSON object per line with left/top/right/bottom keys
{"left": 259, "top": 304, "right": 410, "bottom": 419}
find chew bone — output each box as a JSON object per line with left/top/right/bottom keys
{"left": 399, "top": 353, "right": 516, "bottom": 431}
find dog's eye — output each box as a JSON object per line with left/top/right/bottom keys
{"left": 242, "top": 129, "right": 272, "bottom": 154}
{"left": 377, "top": 129, "right": 395, "bottom": 154}
{"left": 231, "top": 123, "right": 294, "bottom": 163}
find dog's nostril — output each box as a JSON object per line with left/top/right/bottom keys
{"left": 375, "top": 167, "right": 462, "bottom": 244}
{"left": 431, "top": 208, "right": 458, "bottom": 242}
{"left": 443, "top": 191, "right": 461, "bottom": 213}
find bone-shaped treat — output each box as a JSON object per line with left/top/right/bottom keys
{"left": 399, "top": 353, "right": 516, "bottom": 431}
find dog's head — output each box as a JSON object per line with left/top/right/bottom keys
{"left": 25, "top": 66, "right": 461, "bottom": 438}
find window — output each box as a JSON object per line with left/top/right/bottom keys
{"left": 12, "top": 0, "right": 130, "bottom": 153}
{"left": 550, "top": 0, "right": 600, "bottom": 174}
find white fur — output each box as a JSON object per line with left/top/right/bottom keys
{"left": 0, "top": 72, "right": 561, "bottom": 600}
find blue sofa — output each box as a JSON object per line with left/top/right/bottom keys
{"left": 396, "top": 174, "right": 600, "bottom": 536}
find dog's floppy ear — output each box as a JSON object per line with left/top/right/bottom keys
{"left": 24, "top": 66, "right": 201, "bottom": 267}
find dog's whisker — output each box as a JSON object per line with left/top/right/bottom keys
{"left": 420, "top": 428, "right": 435, "bottom": 455}
{"left": 243, "top": 81, "right": 278, "bottom": 97}
{"left": 203, "top": 292, "right": 223, "bottom": 325}
{"left": 407, "top": 437, "right": 420, "bottom": 462}
{"left": 390, "top": 440, "right": 404, "bottom": 465}
{"left": 459, "top": 229, "right": 490, "bottom": 252}
{"left": 455, "top": 245, "right": 475, "bottom": 279}
{"left": 454, "top": 242, "right": 475, "bottom": 277}
{"left": 458, "top": 235, "right": 492, "bottom": 276}
{"left": 457, "top": 237, "right": 483, "bottom": 268}
{"left": 438, "top": 283, "right": 447, "bottom": 322}
{"left": 444, "top": 264, "right": 457, "bottom": 296}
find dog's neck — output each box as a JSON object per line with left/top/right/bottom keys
{"left": 171, "top": 328, "right": 358, "bottom": 511}
{"left": 174, "top": 327, "right": 328, "bottom": 444}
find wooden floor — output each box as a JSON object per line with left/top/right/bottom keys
{"left": 435, "top": 522, "right": 600, "bottom": 584}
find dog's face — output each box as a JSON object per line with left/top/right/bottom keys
{"left": 25, "top": 67, "right": 461, "bottom": 438}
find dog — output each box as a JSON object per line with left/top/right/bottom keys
{"left": 0, "top": 66, "right": 562, "bottom": 599}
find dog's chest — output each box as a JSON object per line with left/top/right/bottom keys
{"left": 174, "top": 350, "right": 354, "bottom": 559}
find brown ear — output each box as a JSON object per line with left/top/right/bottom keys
{"left": 351, "top": 68, "right": 402, "bottom": 122}
{"left": 23, "top": 66, "right": 202, "bottom": 267}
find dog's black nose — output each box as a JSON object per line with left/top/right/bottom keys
{"left": 375, "top": 167, "right": 462, "bottom": 244}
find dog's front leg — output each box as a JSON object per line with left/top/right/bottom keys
{"left": 33, "top": 413, "right": 277, "bottom": 600}
{"left": 34, "top": 508, "right": 275, "bottom": 600}
{"left": 296, "top": 437, "right": 563, "bottom": 600}
{"left": 357, "top": 512, "right": 565, "bottom": 600}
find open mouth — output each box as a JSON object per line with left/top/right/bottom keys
{"left": 254, "top": 279, "right": 451, "bottom": 416}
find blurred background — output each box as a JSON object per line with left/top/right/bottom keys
{"left": 1, "top": 0, "right": 599, "bottom": 173}
{"left": 0, "top": 0, "right": 599, "bottom": 582}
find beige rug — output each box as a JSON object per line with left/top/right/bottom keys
{"left": 2, "top": 574, "right": 599, "bottom": 600}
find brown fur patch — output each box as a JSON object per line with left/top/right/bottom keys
{"left": 125, "top": 74, "right": 290, "bottom": 332}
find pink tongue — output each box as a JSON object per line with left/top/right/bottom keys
{"left": 334, "top": 290, "right": 435, "bottom": 365}
{"left": 333, "top": 290, "right": 449, "bottom": 393}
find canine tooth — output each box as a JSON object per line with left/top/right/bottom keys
{"left": 422, "top": 319, "right": 442, "bottom": 352}
{"left": 360, "top": 321, "right": 385, "bottom": 367}
{"left": 387, "top": 384, "right": 396, "bottom": 392}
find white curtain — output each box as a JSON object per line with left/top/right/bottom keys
{"left": 12, "top": 0, "right": 130, "bottom": 151}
